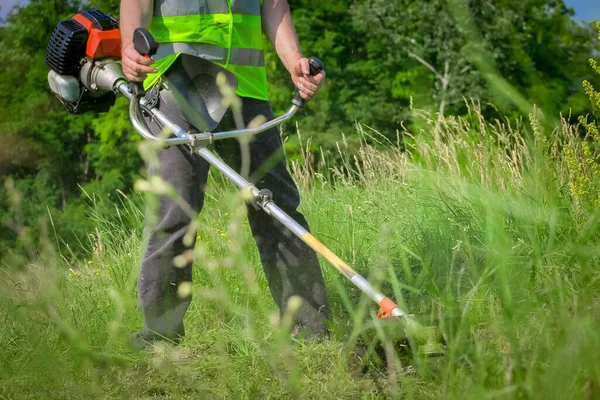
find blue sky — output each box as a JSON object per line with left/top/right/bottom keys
{"left": 566, "top": 0, "right": 600, "bottom": 22}
{"left": 1, "top": 0, "right": 25, "bottom": 21}
{"left": 0, "top": 0, "right": 599, "bottom": 22}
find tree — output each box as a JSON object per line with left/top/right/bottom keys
{"left": 0, "top": 0, "right": 141, "bottom": 259}
{"left": 1, "top": 0, "right": 599, "bottom": 256}
{"left": 348, "top": 0, "right": 600, "bottom": 131}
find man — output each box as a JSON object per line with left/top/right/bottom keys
{"left": 120, "top": 0, "right": 331, "bottom": 348}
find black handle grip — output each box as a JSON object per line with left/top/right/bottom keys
{"left": 133, "top": 28, "right": 159, "bottom": 57}
{"left": 307, "top": 57, "right": 325, "bottom": 76}
{"left": 128, "top": 28, "right": 159, "bottom": 98}
{"left": 292, "top": 56, "right": 325, "bottom": 108}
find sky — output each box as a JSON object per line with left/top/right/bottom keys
{"left": 567, "top": 0, "right": 600, "bottom": 22}
{"left": 0, "top": 0, "right": 599, "bottom": 23}
{"left": 0, "top": 0, "right": 25, "bottom": 21}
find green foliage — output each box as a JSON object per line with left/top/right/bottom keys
{"left": 349, "top": 0, "right": 599, "bottom": 127}
{"left": 1, "top": 0, "right": 600, "bottom": 256}
{"left": 0, "top": 0, "right": 142, "bottom": 258}
{"left": 572, "top": 22, "right": 600, "bottom": 212}
{"left": 582, "top": 22, "right": 600, "bottom": 112}
{"left": 1, "top": 1, "right": 599, "bottom": 396}
{"left": 2, "top": 107, "right": 600, "bottom": 398}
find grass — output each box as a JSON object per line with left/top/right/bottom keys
{"left": 1, "top": 103, "right": 600, "bottom": 399}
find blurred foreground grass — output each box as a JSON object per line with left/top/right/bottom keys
{"left": 1, "top": 104, "right": 600, "bottom": 399}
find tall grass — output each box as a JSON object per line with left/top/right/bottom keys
{"left": 1, "top": 103, "right": 600, "bottom": 399}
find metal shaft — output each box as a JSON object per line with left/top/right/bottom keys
{"left": 114, "top": 76, "right": 409, "bottom": 318}
{"left": 195, "top": 146, "right": 407, "bottom": 318}
{"left": 94, "top": 59, "right": 432, "bottom": 338}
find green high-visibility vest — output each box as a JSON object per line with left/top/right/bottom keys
{"left": 145, "top": 0, "right": 268, "bottom": 100}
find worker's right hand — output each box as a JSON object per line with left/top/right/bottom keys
{"left": 121, "top": 43, "right": 157, "bottom": 82}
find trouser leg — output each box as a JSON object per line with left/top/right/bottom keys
{"left": 136, "top": 91, "right": 330, "bottom": 340}
{"left": 215, "top": 98, "right": 331, "bottom": 334}
{"left": 137, "top": 100, "right": 210, "bottom": 342}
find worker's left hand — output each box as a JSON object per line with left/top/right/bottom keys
{"left": 291, "top": 57, "right": 325, "bottom": 100}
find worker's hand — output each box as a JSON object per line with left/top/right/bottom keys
{"left": 291, "top": 57, "right": 325, "bottom": 100}
{"left": 121, "top": 43, "right": 157, "bottom": 82}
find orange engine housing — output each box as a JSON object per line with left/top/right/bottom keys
{"left": 73, "top": 12, "right": 121, "bottom": 59}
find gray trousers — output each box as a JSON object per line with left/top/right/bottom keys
{"left": 137, "top": 95, "right": 331, "bottom": 342}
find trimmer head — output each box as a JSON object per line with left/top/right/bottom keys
{"left": 361, "top": 315, "right": 444, "bottom": 355}
{"left": 352, "top": 314, "right": 445, "bottom": 375}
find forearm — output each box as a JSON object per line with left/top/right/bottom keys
{"left": 261, "top": 0, "right": 303, "bottom": 73}
{"left": 119, "top": 0, "right": 154, "bottom": 50}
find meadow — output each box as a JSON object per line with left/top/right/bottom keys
{"left": 1, "top": 104, "right": 600, "bottom": 399}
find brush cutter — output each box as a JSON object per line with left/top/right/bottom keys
{"left": 45, "top": 10, "right": 443, "bottom": 358}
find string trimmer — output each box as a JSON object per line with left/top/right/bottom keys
{"left": 45, "top": 10, "right": 444, "bottom": 360}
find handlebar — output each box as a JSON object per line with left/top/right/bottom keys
{"left": 118, "top": 81, "right": 302, "bottom": 146}
{"left": 125, "top": 29, "right": 324, "bottom": 146}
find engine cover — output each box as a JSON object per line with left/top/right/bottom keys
{"left": 46, "top": 10, "right": 121, "bottom": 114}
{"left": 46, "top": 19, "right": 88, "bottom": 76}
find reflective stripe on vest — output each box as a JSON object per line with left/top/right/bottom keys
{"left": 155, "top": 43, "right": 264, "bottom": 67}
{"left": 149, "top": 0, "right": 267, "bottom": 100}
{"left": 154, "top": 0, "right": 261, "bottom": 16}
{"left": 154, "top": 43, "right": 226, "bottom": 62}
{"left": 154, "top": 0, "right": 230, "bottom": 16}
{"left": 231, "top": 1, "right": 261, "bottom": 15}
